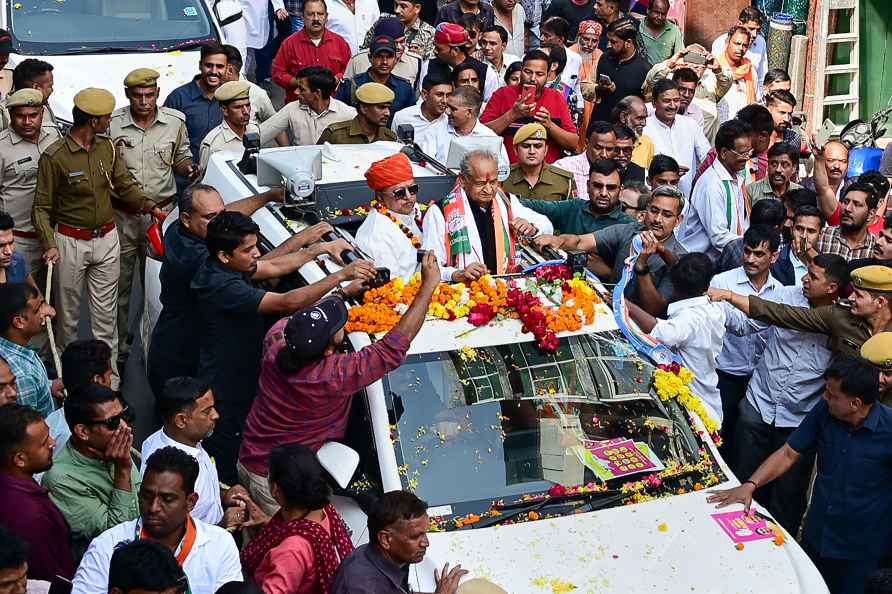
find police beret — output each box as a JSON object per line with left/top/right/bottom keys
{"left": 457, "top": 579, "right": 508, "bottom": 594}
{"left": 513, "top": 122, "right": 547, "bottom": 145}
{"left": 124, "top": 68, "right": 160, "bottom": 88}
{"left": 214, "top": 80, "right": 250, "bottom": 102}
{"left": 5, "top": 88, "right": 43, "bottom": 109}
{"left": 355, "top": 82, "right": 394, "bottom": 105}
{"left": 861, "top": 332, "right": 892, "bottom": 370}
{"left": 73, "top": 88, "right": 115, "bottom": 116}
{"left": 851, "top": 265, "right": 892, "bottom": 292}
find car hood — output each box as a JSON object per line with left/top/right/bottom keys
{"left": 8, "top": 51, "right": 201, "bottom": 122}
{"left": 414, "top": 489, "right": 828, "bottom": 594}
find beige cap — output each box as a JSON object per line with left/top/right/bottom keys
{"left": 5, "top": 88, "right": 43, "bottom": 109}
{"left": 124, "top": 68, "right": 160, "bottom": 88}
{"left": 457, "top": 579, "right": 509, "bottom": 594}
{"left": 214, "top": 80, "right": 250, "bottom": 102}
{"left": 73, "top": 87, "right": 115, "bottom": 116}
{"left": 355, "top": 82, "right": 395, "bottom": 105}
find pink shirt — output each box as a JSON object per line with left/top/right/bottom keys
{"left": 254, "top": 514, "right": 332, "bottom": 594}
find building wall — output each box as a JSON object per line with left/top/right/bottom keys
{"left": 683, "top": 0, "right": 751, "bottom": 48}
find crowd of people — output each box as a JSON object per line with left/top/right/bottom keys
{"left": 1, "top": 1, "right": 892, "bottom": 593}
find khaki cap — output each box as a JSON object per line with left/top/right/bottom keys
{"left": 73, "top": 87, "right": 115, "bottom": 116}
{"left": 861, "top": 332, "right": 892, "bottom": 370}
{"left": 355, "top": 82, "right": 395, "bottom": 105}
{"left": 457, "top": 579, "right": 509, "bottom": 594}
{"left": 851, "top": 265, "right": 892, "bottom": 292}
{"left": 124, "top": 68, "right": 160, "bottom": 88}
{"left": 513, "top": 122, "right": 547, "bottom": 145}
{"left": 5, "top": 88, "right": 43, "bottom": 109}
{"left": 214, "top": 80, "right": 250, "bottom": 102}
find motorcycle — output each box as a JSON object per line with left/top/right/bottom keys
{"left": 839, "top": 96, "right": 892, "bottom": 177}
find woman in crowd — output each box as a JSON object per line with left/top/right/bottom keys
{"left": 241, "top": 443, "right": 354, "bottom": 594}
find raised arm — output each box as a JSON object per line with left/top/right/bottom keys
{"left": 257, "top": 260, "right": 377, "bottom": 315}
{"left": 252, "top": 239, "right": 353, "bottom": 280}
{"left": 813, "top": 149, "right": 839, "bottom": 221}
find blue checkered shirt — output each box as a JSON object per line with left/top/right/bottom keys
{"left": 0, "top": 337, "right": 54, "bottom": 417}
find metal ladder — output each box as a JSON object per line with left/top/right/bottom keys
{"left": 811, "top": 0, "right": 860, "bottom": 131}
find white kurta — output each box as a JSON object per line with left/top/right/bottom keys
{"left": 240, "top": 0, "right": 285, "bottom": 49}
{"left": 422, "top": 188, "right": 553, "bottom": 281}
{"left": 326, "top": 0, "right": 381, "bottom": 55}
{"left": 354, "top": 208, "right": 423, "bottom": 282}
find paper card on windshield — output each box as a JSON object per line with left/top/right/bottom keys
{"left": 711, "top": 511, "right": 776, "bottom": 544}
{"left": 573, "top": 438, "right": 663, "bottom": 481}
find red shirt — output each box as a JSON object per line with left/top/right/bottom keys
{"left": 480, "top": 84, "right": 578, "bottom": 164}
{"left": 239, "top": 318, "right": 411, "bottom": 476}
{"left": 272, "top": 29, "right": 352, "bottom": 104}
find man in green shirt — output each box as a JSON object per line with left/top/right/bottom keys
{"left": 42, "top": 383, "right": 139, "bottom": 559}
{"left": 521, "top": 158, "right": 632, "bottom": 235}
{"left": 639, "top": 0, "right": 684, "bottom": 64}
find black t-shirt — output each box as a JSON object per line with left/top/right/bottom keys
{"left": 544, "top": 0, "right": 596, "bottom": 41}
{"left": 148, "top": 221, "right": 209, "bottom": 382}
{"left": 469, "top": 200, "right": 498, "bottom": 273}
{"left": 191, "top": 257, "right": 267, "bottom": 406}
{"left": 426, "top": 56, "right": 488, "bottom": 92}
{"left": 589, "top": 52, "right": 651, "bottom": 128}
{"left": 621, "top": 162, "right": 646, "bottom": 185}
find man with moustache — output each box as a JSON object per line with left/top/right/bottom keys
{"left": 318, "top": 83, "right": 398, "bottom": 144}
{"left": 501, "top": 123, "right": 576, "bottom": 201}
{"left": 198, "top": 81, "right": 258, "bottom": 172}
{"left": 552, "top": 120, "right": 616, "bottom": 200}
{"left": 814, "top": 182, "right": 878, "bottom": 261}
{"left": 610, "top": 96, "right": 655, "bottom": 170}
{"left": 744, "top": 142, "right": 801, "bottom": 205}
{"left": 534, "top": 184, "right": 687, "bottom": 314}
{"left": 765, "top": 90, "right": 801, "bottom": 150}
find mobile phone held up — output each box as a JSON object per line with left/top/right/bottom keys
{"left": 598, "top": 74, "right": 613, "bottom": 87}
{"left": 522, "top": 83, "right": 536, "bottom": 103}
{"left": 683, "top": 52, "right": 707, "bottom": 66}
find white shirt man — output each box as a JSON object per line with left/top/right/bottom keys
{"left": 355, "top": 206, "right": 424, "bottom": 282}
{"left": 643, "top": 112, "right": 710, "bottom": 197}
{"left": 485, "top": 53, "right": 522, "bottom": 83}
{"left": 326, "top": 0, "right": 380, "bottom": 54}
{"left": 494, "top": 1, "right": 526, "bottom": 57}
{"left": 676, "top": 157, "right": 749, "bottom": 262}
{"left": 72, "top": 517, "right": 242, "bottom": 594}
{"left": 711, "top": 32, "right": 767, "bottom": 94}
{"left": 391, "top": 102, "right": 448, "bottom": 156}
{"left": 650, "top": 296, "right": 727, "bottom": 421}
{"left": 423, "top": 185, "right": 552, "bottom": 281}
{"left": 260, "top": 97, "right": 356, "bottom": 146}
{"left": 140, "top": 429, "right": 224, "bottom": 526}
{"left": 431, "top": 119, "right": 510, "bottom": 174}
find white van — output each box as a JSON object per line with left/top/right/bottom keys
{"left": 143, "top": 143, "right": 831, "bottom": 594}
{"left": 0, "top": 0, "right": 242, "bottom": 124}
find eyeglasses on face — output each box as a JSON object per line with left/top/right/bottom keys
{"left": 86, "top": 405, "right": 133, "bottom": 431}
{"left": 388, "top": 184, "right": 419, "bottom": 199}
{"left": 590, "top": 181, "right": 620, "bottom": 192}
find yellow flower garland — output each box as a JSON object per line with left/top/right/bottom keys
{"left": 653, "top": 367, "right": 722, "bottom": 439}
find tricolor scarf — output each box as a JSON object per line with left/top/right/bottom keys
{"left": 137, "top": 516, "right": 197, "bottom": 566}
{"left": 441, "top": 182, "right": 516, "bottom": 274}
{"left": 241, "top": 505, "right": 354, "bottom": 594}
{"left": 718, "top": 53, "right": 756, "bottom": 105}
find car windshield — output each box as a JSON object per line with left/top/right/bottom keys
{"left": 385, "top": 333, "right": 714, "bottom": 517}
{"left": 9, "top": 0, "right": 215, "bottom": 53}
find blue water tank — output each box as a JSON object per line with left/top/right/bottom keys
{"left": 847, "top": 147, "right": 884, "bottom": 177}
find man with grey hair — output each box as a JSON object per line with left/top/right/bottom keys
{"left": 146, "top": 183, "right": 339, "bottom": 395}
{"left": 423, "top": 150, "right": 552, "bottom": 281}
{"left": 430, "top": 86, "right": 509, "bottom": 173}
{"left": 534, "top": 184, "right": 688, "bottom": 314}
{"left": 610, "top": 95, "right": 655, "bottom": 170}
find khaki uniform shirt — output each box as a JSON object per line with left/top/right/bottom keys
{"left": 109, "top": 107, "right": 191, "bottom": 202}
{"left": 316, "top": 117, "right": 397, "bottom": 145}
{"left": 198, "top": 119, "right": 260, "bottom": 171}
{"left": 32, "top": 135, "right": 152, "bottom": 249}
{"left": 259, "top": 98, "right": 357, "bottom": 146}
{"left": 0, "top": 126, "right": 61, "bottom": 234}
{"left": 0, "top": 104, "right": 60, "bottom": 137}
{"left": 502, "top": 163, "right": 576, "bottom": 201}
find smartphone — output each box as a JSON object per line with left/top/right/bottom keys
{"left": 598, "top": 74, "right": 612, "bottom": 86}
{"left": 683, "top": 52, "right": 707, "bottom": 65}
{"left": 521, "top": 83, "right": 536, "bottom": 102}
{"left": 815, "top": 118, "right": 835, "bottom": 150}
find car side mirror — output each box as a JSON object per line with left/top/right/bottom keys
{"left": 214, "top": 0, "right": 243, "bottom": 27}
{"left": 317, "top": 442, "right": 360, "bottom": 489}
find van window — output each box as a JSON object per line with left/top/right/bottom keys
{"left": 9, "top": 0, "right": 215, "bottom": 53}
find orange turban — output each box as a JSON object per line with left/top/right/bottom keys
{"left": 365, "top": 153, "right": 414, "bottom": 191}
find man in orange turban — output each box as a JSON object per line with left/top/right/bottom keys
{"left": 355, "top": 152, "right": 425, "bottom": 281}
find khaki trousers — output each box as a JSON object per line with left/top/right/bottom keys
{"left": 15, "top": 235, "right": 45, "bottom": 288}
{"left": 236, "top": 461, "right": 280, "bottom": 517}
{"left": 53, "top": 227, "right": 120, "bottom": 386}
{"left": 115, "top": 212, "right": 149, "bottom": 359}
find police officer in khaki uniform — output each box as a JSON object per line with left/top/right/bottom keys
{"left": 31, "top": 87, "right": 161, "bottom": 384}
{"left": 502, "top": 123, "right": 576, "bottom": 201}
{"left": 0, "top": 59, "right": 60, "bottom": 136}
{"left": 110, "top": 68, "right": 195, "bottom": 369}
{"left": 0, "top": 89, "right": 61, "bottom": 287}
{"left": 316, "top": 82, "right": 398, "bottom": 145}
{"left": 198, "top": 80, "right": 260, "bottom": 171}
{"left": 861, "top": 332, "right": 892, "bottom": 407}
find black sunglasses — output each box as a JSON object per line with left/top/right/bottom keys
{"left": 86, "top": 405, "right": 133, "bottom": 431}
{"left": 391, "top": 184, "right": 420, "bottom": 199}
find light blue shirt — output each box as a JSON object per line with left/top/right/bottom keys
{"left": 731, "top": 286, "right": 833, "bottom": 428}
{"left": 710, "top": 267, "right": 783, "bottom": 376}
{"left": 790, "top": 249, "right": 807, "bottom": 288}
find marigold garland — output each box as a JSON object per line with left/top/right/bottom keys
{"left": 371, "top": 200, "right": 422, "bottom": 248}
{"left": 653, "top": 363, "right": 722, "bottom": 441}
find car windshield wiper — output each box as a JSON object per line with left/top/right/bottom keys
{"left": 61, "top": 46, "right": 161, "bottom": 55}
{"left": 163, "top": 40, "right": 215, "bottom": 51}
{"left": 475, "top": 490, "right": 629, "bottom": 529}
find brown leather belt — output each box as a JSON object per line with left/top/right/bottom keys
{"left": 56, "top": 221, "right": 116, "bottom": 240}
{"left": 12, "top": 229, "right": 37, "bottom": 239}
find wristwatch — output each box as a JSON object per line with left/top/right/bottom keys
{"left": 635, "top": 264, "right": 651, "bottom": 276}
